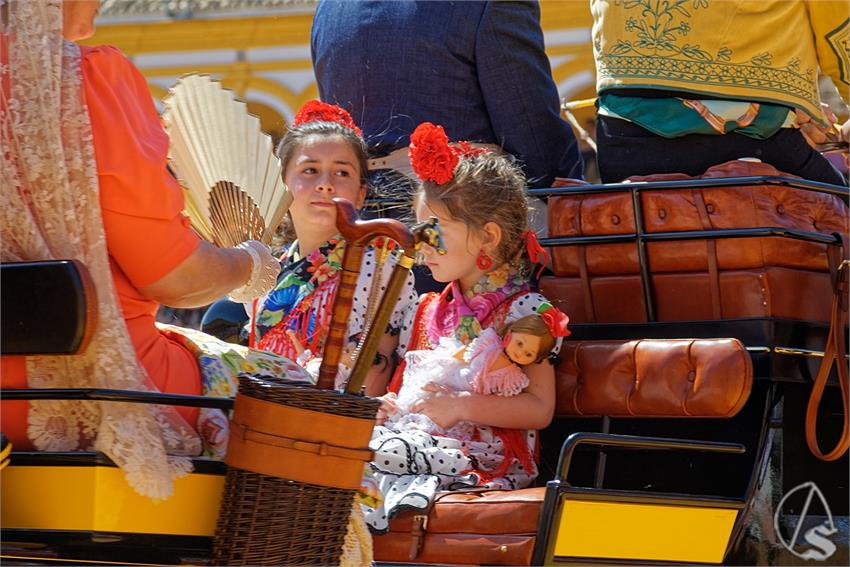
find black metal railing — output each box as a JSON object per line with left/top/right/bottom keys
{"left": 527, "top": 175, "right": 848, "bottom": 322}
{"left": 0, "top": 388, "right": 232, "bottom": 410}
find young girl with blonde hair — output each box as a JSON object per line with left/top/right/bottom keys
{"left": 364, "top": 122, "right": 570, "bottom": 532}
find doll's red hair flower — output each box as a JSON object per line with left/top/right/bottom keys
{"left": 292, "top": 100, "right": 362, "bottom": 137}
{"left": 409, "top": 122, "right": 459, "bottom": 185}
{"left": 538, "top": 304, "right": 570, "bottom": 338}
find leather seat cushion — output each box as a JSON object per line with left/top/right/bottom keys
{"left": 373, "top": 488, "right": 545, "bottom": 565}
{"left": 555, "top": 339, "right": 752, "bottom": 418}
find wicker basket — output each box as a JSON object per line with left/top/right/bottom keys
{"left": 212, "top": 374, "right": 379, "bottom": 566}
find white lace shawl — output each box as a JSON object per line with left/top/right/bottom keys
{"left": 0, "top": 0, "right": 200, "bottom": 499}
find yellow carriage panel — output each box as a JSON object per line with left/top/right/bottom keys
{"left": 2, "top": 465, "right": 224, "bottom": 536}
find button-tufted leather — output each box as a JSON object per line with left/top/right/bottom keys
{"left": 546, "top": 160, "right": 847, "bottom": 324}
{"left": 556, "top": 339, "right": 752, "bottom": 418}
{"left": 374, "top": 337, "right": 753, "bottom": 565}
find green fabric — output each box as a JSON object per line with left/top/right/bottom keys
{"left": 598, "top": 93, "right": 794, "bottom": 139}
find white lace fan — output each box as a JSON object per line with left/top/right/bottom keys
{"left": 163, "top": 74, "right": 292, "bottom": 248}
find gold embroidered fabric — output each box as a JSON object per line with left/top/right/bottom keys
{"left": 592, "top": 0, "right": 850, "bottom": 123}
{"left": 1, "top": 0, "right": 200, "bottom": 499}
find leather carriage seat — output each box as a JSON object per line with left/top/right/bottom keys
{"left": 1, "top": 260, "right": 97, "bottom": 451}
{"left": 373, "top": 338, "right": 753, "bottom": 565}
{"left": 543, "top": 159, "right": 848, "bottom": 324}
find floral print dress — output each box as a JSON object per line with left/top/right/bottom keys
{"left": 363, "top": 264, "right": 558, "bottom": 533}
{"left": 158, "top": 324, "right": 314, "bottom": 459}
{"left": 250, "top": 237, "right": 417, "bottom": 390}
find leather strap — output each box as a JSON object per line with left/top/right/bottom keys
{"left": 577, "top": 245, "right": 596, "bottom": 323}
{"left": 368, "top": 147, "right": 414, "bottom": 176}
{"left": 368, "top": 143, "right": 502, "bottom": 175}
{"left": 230, "top": 422, "right": 373, "bottom": 462}
{"left": 408, "top": 515, "right": 428, "bottom": 561}
{"left": 693, "top": 190, "right": 722, "bottom": 319}
{"left": 805, "top": 237, "right": 849, "bottom": 461}
{"left": 225, "top": 395, "right": 376, "bottom": 489}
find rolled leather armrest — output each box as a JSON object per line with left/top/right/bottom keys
{"left": 556, "top": 338, "right": 752, "bottom": 418}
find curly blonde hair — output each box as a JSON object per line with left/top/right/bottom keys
{"left": 417, "top": 153, "right": 530, "bottom": 271}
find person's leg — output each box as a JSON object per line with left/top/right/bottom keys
{"left": 757, "top": 128, "right": 846, "bottom": 185}
{"left": 596, "top": 116, "right": 736, "bottom": 181}
{"left": 597, "top": 116, "right": 847, "bottom": 184}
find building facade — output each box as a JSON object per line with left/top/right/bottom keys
{"left": 89, "top": 0, "right": 597, "bottom": 139}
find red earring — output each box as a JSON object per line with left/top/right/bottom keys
{"left": 476, "top": 249, "right": 492, "bottom": 270}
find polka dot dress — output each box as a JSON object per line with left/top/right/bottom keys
{"left": 348, "top": 248, "right": 417, "bottom": 348}
{"left": 364, "top": 292, "right": 554, "bottom": 533}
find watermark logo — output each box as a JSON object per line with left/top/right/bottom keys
{"left": 774, "top": 481, "right": 837, "bottom": 561}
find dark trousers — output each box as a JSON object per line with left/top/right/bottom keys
{"left": 596, "top": 115, "right": 847, "bottom": 186}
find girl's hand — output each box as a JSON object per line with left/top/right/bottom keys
{"left": 286, "top": 330, "right": 306, "bottom": 356}
{"left": 411, "top": 383, "right": 468, "bottom": 429}
{"left": 376, "top": 392, "right": 398, "bottom": 425}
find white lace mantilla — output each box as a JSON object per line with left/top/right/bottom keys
{"left": 1, "top": 0, "right": 200, "bottom": 499}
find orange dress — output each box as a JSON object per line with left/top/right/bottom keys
{"left": 1, "top": 46, "right": 201, "bottom": 447}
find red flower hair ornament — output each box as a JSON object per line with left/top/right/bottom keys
{"left": 536, "top": 303, "right": 571, "bottom": 338}
{"left": 456, "top": 140, "right": 492, "bottom": 159}
{"left": 292, "top": 100, "right": 362, "bottom": 137}
{"left": 523, "top": 230, "right": 550, "bottom": 279}
{"left": 409, "top": 122, "right": 459, "bottom": 185}
{"left": 409, "top": 123, "right": 493, "bottom": 185}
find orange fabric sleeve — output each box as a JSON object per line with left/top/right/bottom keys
{"left": 80, "top": 45, "right": 200, "bottom": 288}
{"left": 0, "top": 356, "right": 32, "bottom": 450}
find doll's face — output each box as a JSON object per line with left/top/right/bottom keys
{"left": 504, "top": 331, "right": 542, "bottom": 366}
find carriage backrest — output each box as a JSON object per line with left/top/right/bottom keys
{"left": 556, "top": 338, "right": 752, "bottom": 418}
{"left": 1, "top": 260, "right": 96, "bottom": 355}
{"left": 544, "top": 160, "right": 847, "bottom": 325}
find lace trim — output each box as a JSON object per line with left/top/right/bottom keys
{"left": 1, "top": 0, "right": 200, "bottom": 499}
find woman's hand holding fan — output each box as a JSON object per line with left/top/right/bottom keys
{"left": 163, "top": 74, "right": 293, "bottom": 248}
{"left": 163, "top": 75, "right": 289, "bottom": 300}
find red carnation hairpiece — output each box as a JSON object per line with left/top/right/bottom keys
{"left": 292, "top": 100, "right": 362, "bottom": 137}
{"left": 409, "top": 122, "right": 459, "bottom": 185}
{"left": 537, "top": 303, "right": 570, "bottom": 338}
{"left": 409, "top": 123, "right": 494, "bottom": 185}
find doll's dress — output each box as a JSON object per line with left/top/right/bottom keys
{"left": 387, "top": 327, "right": 529, "bottom": 437}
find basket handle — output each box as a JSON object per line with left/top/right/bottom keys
{"left": 316, "top": 199, "right": 414, "bottom": 391}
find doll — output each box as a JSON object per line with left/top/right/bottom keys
{"left": 386, "top": 303, "right": 569, "bottom": 436}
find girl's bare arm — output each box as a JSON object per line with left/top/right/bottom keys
{"left": 413, "top": 360, "right": 556, "bottom": 430}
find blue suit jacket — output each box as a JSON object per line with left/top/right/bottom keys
{"left": 311, "top": 0, "right": 584, "bottom": 186}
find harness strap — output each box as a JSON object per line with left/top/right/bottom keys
{"left": 693, "top": 189, "right": 722, "bottom": 319}
{"left": 805, "top": 236, "right": 849, "bottom": 461}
